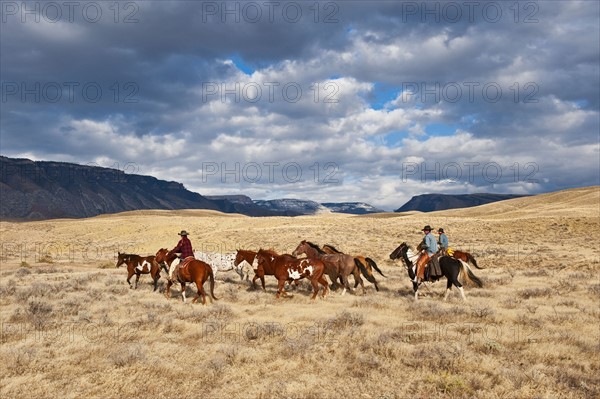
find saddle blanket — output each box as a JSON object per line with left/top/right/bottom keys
{"left": 179, "top": 256, "right": 195, "bottom": 269}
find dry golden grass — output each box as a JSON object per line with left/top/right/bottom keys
{"left": 1, "top": 186, "right": 599, "bottom": 398}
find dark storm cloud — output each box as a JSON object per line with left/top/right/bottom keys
{"left": 1, "top": 0, "right": 598, "bottom": 209}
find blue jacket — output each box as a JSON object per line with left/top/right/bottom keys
{"left": 439, "top": 234, "right": 449, "bottom": 250}
{"left": 423, "top": 233, "right": 438, "bottom": 255}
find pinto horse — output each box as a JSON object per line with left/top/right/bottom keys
{"left": 390, "top": 242, "right": 483, "bottom": 301}
{"left": 155, "top": 248, "right": 217, "bottom": 304}
{"left": 116, "top": 252, "right": 161, "bottom": 291}
{"left": 245, "top": 249, "right": 292, "bottom": 290}
{"left": 292, "top": 241, "right": 365, "bottom": 295}
{"left": 322, "top": 244, "right": 385, "bottom": 291}
{"left": 256, "top": 249, "right": 328, "bottom": 299}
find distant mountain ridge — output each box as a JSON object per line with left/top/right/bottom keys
{"left": 0, "top": 157, "right": 288, "bottom": 219}
{"left": 321, "top": 202, "right": 385, "bottom": 214}
{"left": 395, "top": 193, "right": 530, "bottom": 212}
{"left": 209, "top": 196, "right": 386, "bottom": 215}
{"left": 253, "top": 199, "right": 330, "bottom": 215}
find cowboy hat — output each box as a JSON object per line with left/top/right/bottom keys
{"left": 421, "top": 225, "right": 432, "bottom": 232}
{"left": 438, "top": 228, "right": 445, "bottom": 233}
{"left": 178, "top": 230, "right": 189, "bottom": 236}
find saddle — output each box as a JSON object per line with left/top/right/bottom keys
{"left": 423, "top": 254, "right": 443, "bottom": 281}
{"left": 179, "top": 256, "right": 195, "bottom": 270}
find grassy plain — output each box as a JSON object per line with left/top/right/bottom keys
{"left": 1, "top": 186, "right": 598, "bottom": 398}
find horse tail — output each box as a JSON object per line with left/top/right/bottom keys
{"left": 459, "top": 261, "right": 483, "bottom": 288}
{"left": 209, "top": 267, "right": 218, "bottom": 301}
{"left": 355, "top": 258, "right": 378, "bottom": 291}
{"left": 366, "top": 257, "right": 386, "bottom": 277}
{"left": 467, "top": 253, "right": 483, "bottom": 269}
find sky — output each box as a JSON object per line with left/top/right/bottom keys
{"left": 1, "top": 0, "right": 599, "bottom": 210}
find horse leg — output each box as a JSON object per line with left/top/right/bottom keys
{"left": 318, "top": 275, "right": 329, "bottom": 298}
{"left": 252, "top": 273, "right": 259, "bottom": 289}
{"left": 340, "top": 274, "right": 352, "bottom": 296}
{"left": 152, "top": 272, "right": 159, "bottom": 292}
{"left": 276, "top": 279, "right": 286, "bottom": 299}
{"left": 193, "top": 278, "right": 207, "bottom": 304}
{"left": 261, "top": 275, "right": 266, "bottom": 291}
{"left": 309, "top": 277, "right": 319, "bottom": 300}
{"left": 356, "top": 274, "right": 365, "bottom": 295}
{"left": 413, "top": 282, "right": 419, "bottom": 301}
{"left": 165, "top": 280, "right": 172, "bottom": 299}
{"left": 181, "top": 282, "right": 187, "bottom": 303}
{"left": 444, "top": 279, "right": 453, "bottom": 301}
{"left": 127, "top": 270, "right": 135, "bottom": 289}
{"left": 134, "top": 273, "right": 140, "bottom": 289}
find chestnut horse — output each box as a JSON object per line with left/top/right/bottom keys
{"left": 256, "top": 249, "right": 328, "bottom": 299}
{"left": 292, "top": 241, "right": 365, "bottom": 295}
{"left": 449, "top": 250, "right": 482, "bottom": 269}
{"left": 116, "top": 252, "right": 161, "bottom": 291}
{"left": 234, "top": 249, "right": 259, "bottom": 283}
{"left": 390, "top": 242, "right": 482, "bottom": 301}
{"left": 417, "top": 243, "right": 484, "bottom": 270}
{"left": 322, "top": 244, "right": 385, "bottom": 291}
{"left": 155, "top": 248, "right": 217, "bottom": 304}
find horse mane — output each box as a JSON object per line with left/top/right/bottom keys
{"left": 258, "top": 248, "right": 279, "bottom": 256}
{"left": 304, "top": 241, "right": 326, "bottom": 254}
{"left": 323, "top": 244, "right": 341, "bottom": 253}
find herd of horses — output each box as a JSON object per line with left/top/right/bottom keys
{"left": 115, "top": 240, "right": 484, "bottom": 304}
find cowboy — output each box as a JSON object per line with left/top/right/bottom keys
{"left": 415, "top": 225, "right": 438, "bottom": 282}
{"left": 168, "top": 230, "right": 194, "bottom": 280}
{"left": 438, "top": 228, "right": 449, "bottom": 252}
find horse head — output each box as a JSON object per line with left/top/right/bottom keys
{"left": 115, "top": 252, "right": 128, "bottom": 268}
{"left": 389, "top": 242, "right": 409, "bottom": 260}
{"left": 291, "top": 242, "right": 305, "bottom": 257}
{"left": 155, "top": 248, "right": 176, "bottom": 267}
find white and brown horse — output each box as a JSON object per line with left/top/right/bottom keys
{"left": 292, "top": 241, "right": 365, "bottom": 295}
{"left": 195, "top": 251, "right": 245, "bottom": 280}
{"left": 116, "top": 252, "right": 161, "bottom": 291}
{"left": 256, "top": 249, "right": 328, "bottom": 299}
{"left": 390, "top": 242, "right": 483, "bottom": 301}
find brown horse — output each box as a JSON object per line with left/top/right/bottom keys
{"left": 155, "top": 248, "right": 217, "bottom": 304}
{"left": 116, "top": 252, "right": 161, "bottom": 291}
{"left": 234, "top": 249, "right": 258, "bottom": 282}
{"left": 416, "top": 243, "right": 484, "bottom": 270}
{"left": 449, "top": 249, "right": 483, "bottom": 269}
{"left": 256, "top": 249, "right": 328, "bottom": 299}
{"left": 292, "top": 241, "right": 365, "bottom": 295}
{"left": 322, "top": 244, "right": 385, "bottom": 291}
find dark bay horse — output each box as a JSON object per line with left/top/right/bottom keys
{"left": 116, "top": 252, "right": 161, "bottom": 291}
{"left": 155, "top": 248, "right": 217, "bottom": 304}
{"left": 292, "top": 241, "right": 365, "bottom": 295}
{"left": 322, "top": 244, "right": 385, "bottom": 291}
{"left": 390, "top": 243, "right": 483, "bottom": 301}
{"left": 256, "top": 249, "right": 328, "bottom": 299}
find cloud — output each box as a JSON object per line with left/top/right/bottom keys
{"left": 1, "top": 1, "right": 598, "bottom": 210}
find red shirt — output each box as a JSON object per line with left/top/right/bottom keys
{"left": 170, "top": 236, "right": 194, "bottom": 258}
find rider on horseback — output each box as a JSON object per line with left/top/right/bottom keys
{"left": 415, "top": 225, "right": 440, "bottom": 282}
{"left": 438, "top": 228, "right": 449, "bottom": 254}
{"left": 168, "top": 230, "right": 194, "bottom": 280}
